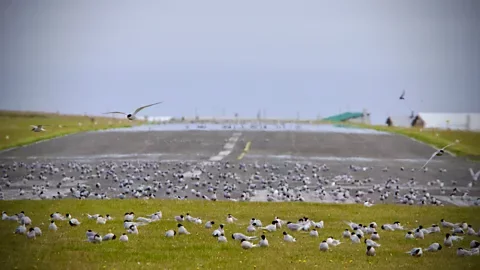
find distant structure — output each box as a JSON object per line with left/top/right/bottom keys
{"left": 140, "top": 116, "right": 173, "bottom": 122}
{"left": 323, "top": 109, "right": 371, "bottom": 124}
{"left": 386, "top": 112, "right": 480, "bottom": 131}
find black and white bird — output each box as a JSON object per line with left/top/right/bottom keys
{"left": 259, "top": 235, "right": 269, "bottom": 247}
{"left": 240, "top": 239, "right": 257, "bottom": 249}
{"left": 260, "top": 221, "right": 278, "bottom": 232}
{"left": 366, "top": 245, "right": 376, "bottom": 256}
{"left": 31, "top": 125, "right": 47, "bottom": 132}
{"left": 104, "top": 102, "right": 163, "bottom": 121}
{"left": 217, "top": 233, "right": 227, "bottom": 243}
{"left": 421, "top": 140, "right": 460, "bottom": 169}
{"left": 283, "top": 231, "right": 296, "bottom": 242}
{"left": 425, "top": 243, "right": 442, "bottom": 252}
{"left": 26, "top": 228, "right": 36, "bottom": 239}
{"left": 319, "top": 240, "right": 329, "bottom": 251}
{"left": 119, "top": 233, "right": 128, "bottom": 242}
{"left": 48, "top": 220, "right": 57, "bottom": 231}
{"left": 457, "top": 247, "right": 473, "bottom": 257}
{"left": 364, "top": 239, "right": 381, "bottom": 247}
{"left": 177, "top": 224, "right": 190, "bottom": 235}
{"left": 165, "top": 229, "right": 176, "bottom": 238}
{"left": 102, "top": 233, "right": 116, "bottom": 241}
{"left": 406, "top": 247, "right": 423, "bottom": 257}
{"left": 231, "top": 233, "right": 257, "bottom": 241}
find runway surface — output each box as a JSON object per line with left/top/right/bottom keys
{"left": 0, "top": 124, "right": 478, "bottom": 206}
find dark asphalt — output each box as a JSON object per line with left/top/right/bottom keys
{"left": 0, "top": 127, "right": 478, "bottom": 206}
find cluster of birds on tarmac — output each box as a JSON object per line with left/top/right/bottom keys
{"left": 3, "top": 210, "right": 480, "bottom": 258}
{"left": 0, "top": 156, "right": 479, "bottom": 206}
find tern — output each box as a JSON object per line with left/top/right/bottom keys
{"left": 30, "top": 125, "right": 47, "bottom": 132}
{"left": 421, "top": 140, "right": 460, "bottom": 169}
{"left": 104, "top": 101, "right": 163, "bottom": 121}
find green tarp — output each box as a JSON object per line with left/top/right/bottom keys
{"left": 323, "top": 112, "right": 364, "bottom": 122}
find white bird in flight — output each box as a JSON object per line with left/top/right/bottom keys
{"left": 104, "top": 101, "right": 163, "bottom": 120}
{"left": 421, "top": 140, "right": 460, "bottom": 169}
{"left": 31, "top": 125, "right": 47, "bottom": 132}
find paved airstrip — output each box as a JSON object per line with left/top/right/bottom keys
{"left": 0, "top": 123, "right": 478, "bottom": 206}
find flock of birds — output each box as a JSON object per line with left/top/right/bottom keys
{"left": 3, "top": 210, "right": 480, "bottom": 258}
{"left": 0, "top": 154, "right": 479, "bottom": 206}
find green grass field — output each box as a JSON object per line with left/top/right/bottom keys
{"left": 351, "top": 124, "right": 480, "bottom": 160}
{"left": 0, "top": 110, "right": 138, "bottom": 151}
{"left": 1, "top": 200, "right": 479, "bottom": 270}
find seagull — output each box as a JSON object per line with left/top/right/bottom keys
{"left": 421, "top": 140, "right": 460, "bottom": 169}
{"left": 104, "top": 102, "right": 163, "bottom": 121}
{"left": 30, "top": 125, "right": 47, "bottom": 132}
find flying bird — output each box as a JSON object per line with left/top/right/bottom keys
{"left": 31, "top": 125, "right": 47, "bottom": 132}
{"left": 104, "top": 101, "right": 163, "bottom": 120}
{"left": 399, "top": 90, "right": 406, "bottom": 100}
{"left": 421, "top": 140, "right": 460, "bottom": 169}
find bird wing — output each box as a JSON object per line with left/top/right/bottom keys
{"left": 440, "top": 140, "right": 459, "bottom": 151}
{"left": 103, "top": 111, "right": 127, "bottom": 115}
{"left": 30, "top": 125, "right": 38, "bottom": 128}
{"left": 133, "top": 101, "right": 163, "bottom": 115}
{"left": 469, "top": 168, "right": 480, "bottom": 181}
{"left": 400, "top": 90, "right": 405, "bottom": 98}
{"left": 421, "top": 151, "right": 438, "bottom": 169}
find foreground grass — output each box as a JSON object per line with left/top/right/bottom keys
{"left": 0, "top": 200, "right": 479, "bottom": 270}
{"left": 0, "top": 110, "right": 139, "bottom": 151}
{"left": 349, "top": 123, "right": 480, "bottom": 160}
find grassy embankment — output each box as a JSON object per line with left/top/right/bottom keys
{"left": 0, "top": 200, "right": 479, "bottom": 270}
{"left": 0, "top": 110, "right": 139, "bottom": 151}
{"left": 343, "top": 123, "right": 480, "bottom": 161}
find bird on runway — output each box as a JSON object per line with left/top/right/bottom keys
{"left": 421, "top": 140, "right": 460, "bottom": 169}
{"left": 103, "top": 101, "right": 163, "bottom": 121}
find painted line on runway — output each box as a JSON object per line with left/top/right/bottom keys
{"left": 242, "top": 154, "right": 444, "bottom": 163}
{"left": 209, "top": 133, "right": 242, "bottom": 161}
{"left": 237, "top": 141, "right": 252, "bottom": 160}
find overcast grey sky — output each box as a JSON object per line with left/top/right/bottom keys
{"left": 1, "top": 0, "right": 479, "bottom": 124}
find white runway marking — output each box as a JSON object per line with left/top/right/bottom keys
{"left": 244, "top": 154, "right": 444, "bottom": 164}
{"left": 209, "top": 133, "right": 242, "bottom": 161}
